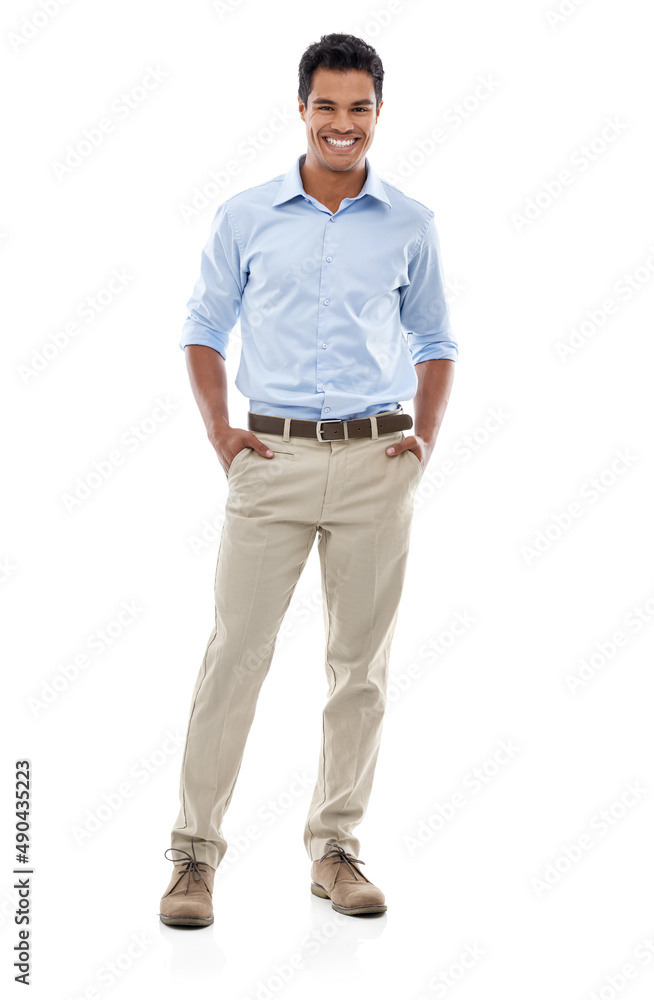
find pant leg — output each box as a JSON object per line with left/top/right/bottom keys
{"left": 303, "top": 427, "right": 423, "bottom": 860}
{"left": 170, "top": 435, "right": 323, "bottom": 870}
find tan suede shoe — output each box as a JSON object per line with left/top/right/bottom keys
{"left": 311, "top": 844, "right": 387, "bottom": 915}
{"left": 159, "top": 840, "right": 216, "bottom": 927}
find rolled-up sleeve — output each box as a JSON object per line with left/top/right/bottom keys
{"left": 179, "top": 201, "right": 246, "bottom": 360}
{"left": 400, "top": 214, "right": 458, "bottom": 364}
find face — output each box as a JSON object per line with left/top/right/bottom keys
{"left": 298, "top": 67, "right": 382, "bottom": 171}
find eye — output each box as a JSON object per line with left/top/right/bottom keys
{"left": 317, "top": 106, "right": 370, "bottom": 112}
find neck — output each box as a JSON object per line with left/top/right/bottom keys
{"left": 300, "top": 151, "right": 367, "bottom": 206}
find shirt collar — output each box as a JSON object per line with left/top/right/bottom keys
{"left": 272, "top": 152, "right": 392, "bottom": 210}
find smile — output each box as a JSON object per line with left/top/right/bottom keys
{"left": 322, "top": 136, "right": 360, "bottom": 148}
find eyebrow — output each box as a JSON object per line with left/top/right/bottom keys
{"left": 311, "top": 98, "right": 375, "bottom": 105}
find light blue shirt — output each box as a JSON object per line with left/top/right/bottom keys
{"left": 180, "top": 153, "right": 458, "bottom": 420}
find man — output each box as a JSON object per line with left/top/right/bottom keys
{"left": 160, "top": 32, "right": 457, "bottom": 927}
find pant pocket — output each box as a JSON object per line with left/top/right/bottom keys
{"left": 400, "top": 432, "right": 423, "bottom": 476}
{"left": 227, "top": 446, "right": 249, "bottom": 479}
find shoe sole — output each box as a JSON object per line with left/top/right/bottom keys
{"left": 159, "top": 913, "right": 214, "bottom": 927}
{"left": 310, "top": 882, "right": 387, "bottom": 915}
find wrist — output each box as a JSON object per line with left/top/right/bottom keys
{"left": 207, "top": 416, "right": 230, "bottom": 443}
{"left": 415, "top": 428, "right": 437, "bottom": 449}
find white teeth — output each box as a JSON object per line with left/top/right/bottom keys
{"left": 324, "top": 137, "right": 357, "bottom": 147}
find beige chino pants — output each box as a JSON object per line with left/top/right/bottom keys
{"left": 170, "top": 410, "right": 423, "bottom": 869}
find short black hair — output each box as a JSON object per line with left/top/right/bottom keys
{"left": 298, "top": 33, "right": 384, "bottom": 112}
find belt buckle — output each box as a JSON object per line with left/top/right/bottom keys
{"left": 316, "top": 419, "right": 342, "bottom": 442}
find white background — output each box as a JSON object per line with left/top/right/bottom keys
{"left": 2, "top": 0, "right": 654, "bottom": 998}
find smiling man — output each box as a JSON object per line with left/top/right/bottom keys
{"left": 160, "top": 32, "right": 458, "bottom": 927}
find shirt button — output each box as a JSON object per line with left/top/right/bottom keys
{"left": 326, "top": 256, "right": 332, "bottom": 262}
{"left": 323, "top": 299, "right": 330, "bottom": 305}
{"left": 324, "top": 407, "right": 331, "bottom": 413}
{"left": 322, "top": 343, "right": 327, "bottom": 349}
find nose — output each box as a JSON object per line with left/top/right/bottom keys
{"left": 329, "top": 112, "right": 358, "bottom": 132}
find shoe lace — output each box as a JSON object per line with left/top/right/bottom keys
{"left": 164, "top": 838, "right": 211, "bottom": 895}
{"left": 318, "top": 844, "right": 367, "bottom": 881}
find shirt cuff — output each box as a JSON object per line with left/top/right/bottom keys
{"left": 409, "top": 337, "right": 459, "bottom": 365}
{"left": 179, "top": 320, "right": 229, "bottom": 360}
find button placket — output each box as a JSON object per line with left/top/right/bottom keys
{"left": 316, "top": 219, "right": 334, "bottom": 408}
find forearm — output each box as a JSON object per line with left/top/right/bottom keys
{"left": 184, "top": 344, "right": 275, "bottom": 473}
{"left": 413, "top": 358, "right": 455, "bottom": 446}
{"left": 184, "top": 344, "right": 230, "bottom": 440}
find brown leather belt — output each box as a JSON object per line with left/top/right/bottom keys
{"left": 248, "top": 410, "right": 413, "bottom": 441}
